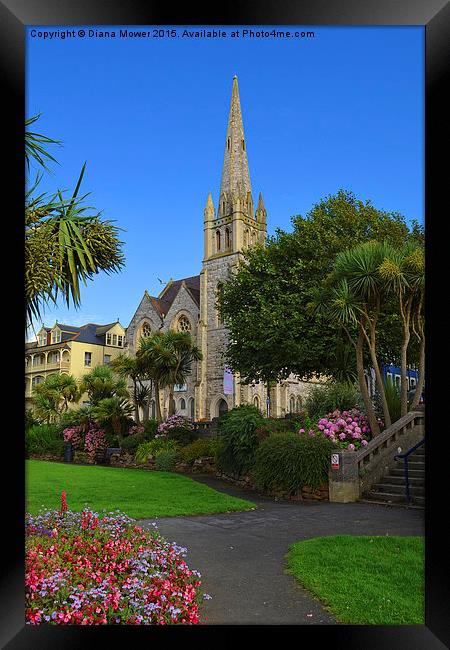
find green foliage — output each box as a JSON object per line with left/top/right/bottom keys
{"left": 305, "top": 381, "right": 360, "bottom": 418}
{"left": 216, "top": 405, "right": 265, "bottom": 476}
{"left": 134, "top": 438, "right": 179, "bottom": 464}
{"left": 32, "top": 373, "right": 80, "bottom": 423}
{"left": 144, "top": 419, "right": 158, "bottom": 437}
{"left": 375, "top": 376, "right": 401, "bottom": 424}
{"left": 25, "top": 409, "right": 40, "bottom": 430}
{"left": 179, "top": 439, "right": 214, "bottom": 463}
{"left": 25, "top": 424, "right": 65, "bottom": 457}
{"left": 253, "top": 433, "right": 334, "bottom": 493}
{"left": 218, "top": 189, "right": 424, "bottom": 384}
{"left": 80, "top": 365, "right": 129, "bottom": 406}
{"left": 168, "top": 426, "right": 198, "bottom": 446}
{"left": 155, "top": 450, "right": 178, "bottom": 472}
{"left": 25, "top": 115, "right": 125, "bottom": 327}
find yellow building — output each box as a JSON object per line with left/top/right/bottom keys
{"left": 25, "top": 321, "right": 126, "bottom": 412}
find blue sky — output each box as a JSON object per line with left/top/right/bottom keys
{"left": 26, "top": 25, "right": 424, "bottom": 337}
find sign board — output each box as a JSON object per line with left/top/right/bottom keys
{"left": 223, "top": 367, "right": 234, "bottom": 395}
{"left": 331, "top": 453, "right": 340, "bottom": 470}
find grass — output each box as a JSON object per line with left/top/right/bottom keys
{"left": 286, "top": 535, "right": 424, "bottom": 625}
{"left": 26, "top": 460, "right": 256, "bottom": 519}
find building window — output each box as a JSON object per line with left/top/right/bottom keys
{"left": 49, "top": 351, "right": 60, "bottom": 364}
{"left": 84, "top": 352, "right": 92, "bottom": 367}
{"left": 104, "top": 355, "right": 111, "bottom": 365}
{"left": 216, "top": 229, "right": 221, "bottom": 252}
{"left": 38, "top": 334, "right": 46, "bottom": 347}
{"left": 244, "top": 229, "right": 249, "bottom": 248}
{"left": 409, "top": 377, "right": 416, "bottom": 389}
{"left": 180, "top": 398, "right": 186, "bottom": 411}
{"left": 289, "top": 396, "right": 295, "bottom": 413}
{"left": 227, "top": 137, "right": 231, "bottom": 151}
{"left": 253, "top": 395, "right": 260, "bottom": 410}
{"left": 32, "top": 376, "right": 44, "bottom": 388}
{"left": 141, "top": 322, "right": 151, "bottom": 338}
{"left": 106, "top": 333, "right": 112, "bottom": 345}
{"left": 242, "top": 139, "right": 245, "bottom": 151}
{"left": 394, "top": 375, "right": 401, "bottom": 387}
{"left": 177, "top": 316, "right": 191, "bottom": 333}
{"left": 296, "top": 396, "right": 303, "bottom": 412}
{"left": 225, "top": 227, "right": 230, "bottom": 249}
{"left": 118, "top": 335, "right": 123, "bottom": 347}
{"left": 112, "top": 334, "right": 117, "bottom": 346}
{"left": 189, "top": 397, "right": 195, "bottom": 419}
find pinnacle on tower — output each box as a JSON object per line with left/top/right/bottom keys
{"left": 218, "top": 76, "right": 252, "bottom": 216}
{"left": 256, "top": 192, "right": 267, "bottom": 224}
{"left": 204, "top": 192, "right": 215, "bottom": 221}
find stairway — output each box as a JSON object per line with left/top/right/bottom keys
{"left": 362, "top": 445, "right": 425, "bottom": 508}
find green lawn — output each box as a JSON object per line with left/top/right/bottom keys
{"left": 286, "top": 535, "right": 424, "bottom": 625}
{"left": 26, "top": 460, "right": 256, "bottom": 519}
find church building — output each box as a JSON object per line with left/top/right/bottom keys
{"left": 125, "top": 77, "right": 315, "bottom": 420}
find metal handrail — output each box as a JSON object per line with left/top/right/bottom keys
{"left": 394, "top": 438, "right": 425, "bottom": 504}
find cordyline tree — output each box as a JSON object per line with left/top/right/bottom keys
{"left": 137, "top": 330, "right": 202, "bottom": 421}
{"left": 32, "top": 373, "right": 80, "bottom": 423}
{"left": 25, "top": 114, "right": 125, "bottom": 330}
{"left": 218, "top": 190, "right": 424, "bottom": 421}
{"left": 110, "top": 354, "right": 153, "bottom": 424}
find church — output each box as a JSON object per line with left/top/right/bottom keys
{"left": 125, "top": 76, "right": 316, "bottom": 420}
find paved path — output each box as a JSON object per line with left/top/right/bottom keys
{"left": 139, "top": 475, "right": 425, "bottom": 625}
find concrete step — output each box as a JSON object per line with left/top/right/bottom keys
{"left": 359, "top": 498, "right": 424, "bottom": 510}
{"left": 391, "top": 468, "right": 425, "bottom": 479}
{"left": 373, "top": 482, "right": 425, "bottom": 496}
{"left": 384, "top": 475, "right": 424, "bottom": 486}
{"left": 367, "top": 491, "right": 409, "bottom": 504}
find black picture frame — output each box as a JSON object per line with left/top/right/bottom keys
{"left": 2, "top": 0, "right": 448, "bottom": 647}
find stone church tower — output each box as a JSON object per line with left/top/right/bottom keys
{"left": 198, "top": 75, "right": 267, "bottom": 418}
{"left": 126, "top": 76, "right": 313, "bottom": 421}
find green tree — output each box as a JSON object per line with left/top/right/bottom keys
{"left": 110, "top": 354, "right": 153, "bottom": 424}
{"left": 79, "top": 365, "right": 129, "bottom": 406}
{"left": 218, "top": 189, "right": 423, "bottom": 387}
{"left": 32, "top": 373, "right": 80, "bottom": 423}
{"left": 137, "top": 330, "right": 202, "bottom": 421}
{"left": 90, "top": 397, "right": 133, "bottom": 443}
{"left": 25, "top": 115, "right": 125, "bottom": 329}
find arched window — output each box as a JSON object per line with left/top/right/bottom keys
{"left": 251, "top": 231, "right": 256, "bottom": 246}
{"left": 216, "top": 230, "right": 221, "bottom": 252}
{"left": 225, "top": 227, "right": 231, "bottom": 249}
{"left": 180, "top": 398, "right": 186, "bottom": 411}
{"left": 296, "top": 396, "right": 303, "bottom": 412}
{"left": 150, "top": 400, "right": 156, "bottom": 419}
{"left": 244, "top": 229, "right": 249, "bottom": 248}
{"left": 189, "top": 397, "right": 195, "bottom": 419}
{"left": 289, "top": 396, "right": 295, "bottom": 413}
{"left": 177, "top": 315, "right": 191, "bottom": 333}
{"left": 141, "top": 322, "right": 151, "bottom": 338}
{"left": 242, "top": 139, "right": 245, "bottom": 151}
{"left": 253, "top": 395, "right": 260, "bottom": 410}
{"left": 227, "top": 137, "right": 231, "bottom": 151}
{"left": 32, "top": 375, "right": 44, "bottom": 388}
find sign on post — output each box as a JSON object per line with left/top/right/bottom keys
{"left": 331, "top": 453, "right": 340, "bottom": 470}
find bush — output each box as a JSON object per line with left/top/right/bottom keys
{"left": 25, "top": 409, "right": 40, "bottom": 430}
{"left": 253, "top": 433, "right": 334, "bottom": 494}
{"left": 179, "top": 439, "right": 213, "bottom": 463}
{"left": 305, "top": 381, "right": 360, "bottom": 418}
{"left": 25, "top": 425, "right": 64, "bottom": 458}
{"left": 168, "top": 426, "right": 198, "bottom": 446}
{"left": 308, "top": 408, "right": 375, "bottom": 451}
{"left": 157, "top": 414, "right": 194, "bottom": 436}
{"left": 143, "top": 419, "right": 158, "bottom": 438}
{"left": 155, "top": 450, "right": 178, "bottom": 472}
{"left": 216, "top": 405, "right": 265, "bottom": 477}
{"left": 135, "top": 438, "right": 179, "bottom": 464}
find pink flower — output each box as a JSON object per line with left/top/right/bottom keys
{"left": 348, "top": 443, "right": 355, "bottom": 451}
{"left": 299, "top": 428, "right": 305, "bottom": 433}
{"left": 361, "top": 439, "right": 368, "bottom": 446}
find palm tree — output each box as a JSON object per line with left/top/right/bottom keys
{"left": 90, "top": 397, "right": 133, "bottom": 443}
{"left": 79, "top": 365, "right": 129, "bottom": 406}
{"left": 25, "top": 115, "right": 125, "bottom": 329}
{"left": 32, "top": 373, "right": 80, "bottom": 423}
{"left": 378, "top": 242, "right": 425, "bottom": 415}
{"left": 137, "top": 330, "right": 202, "bottom": 421}
{"left": 110, "top": 354, "right": 152, "bottom": 424}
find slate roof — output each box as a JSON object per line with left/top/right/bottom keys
{"left": 26, "top": 322, "right": 123, "bottom": 351}
{"left": 156, "top": 275, "right": 201, "bottom": 315}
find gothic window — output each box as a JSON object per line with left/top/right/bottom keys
{"left": 141, "top": 322, "right": 151, "bottom": 338}
{"left": 218, "top": 399, "right": 228, "bottom": 417}
{"left": 253, "top": 395, "right": 260, "bottom": 410}
{"left": 242, "top": 139, "right": 245, "bottom": 151}
{"left": 189, "top": 397, "right": 195, "bottom": 419}
{"left": 216, "top": 229, "right": 221, "bottom": 252}
{"left": 251, "top": 230, "right": 256, "bottom": 246}
{"left": 244, "top": 229, "right": 249, "bottom": 248}
{"left": 216, "top": 283, "right": 224, "bottom": 326}
{"left": 180, "top": 398, "right": 186, "bottom": 411}
{"left": 177, "top": 315, "right": 191, "bottom": 333}
{"left": 225, "top": 227, "right": 231, "bottom": 249}
{"left": 289, "top": 395, "right": 295, "bottom": 413}
{"left": 296, "top": 396, "right": 303, "bottom": 412}
{"left": 227, "top": 137, "right": 231, "bottom": 151}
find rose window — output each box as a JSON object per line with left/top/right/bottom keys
{"left": 177, "top": 316, "right": 191, "bottom": 332}
{"left": 141, "top": 323, "right": 151, "bottom": 338}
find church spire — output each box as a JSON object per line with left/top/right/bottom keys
{"left": 218, "top": 75, "right": 252, "bottom": 215}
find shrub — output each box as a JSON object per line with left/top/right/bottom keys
{"left": 216, "top": 405, "right": 265, "bottom": 476}
{"left": 143, "top": 419, "right": 158, "bottom": 437}
{"left": 25, "top": 424, "right": 64, "bottom": 458}
{"left": 307, "top": 408, "right": 378, "bottom": 451}
{"left": 135, "top": 438, "right": 179, "bottom": 464}
{"left": 168, "top": 426, "right": 198, "bottom": 446}
{"left": 25, "top": 503, "right": 204, "bottom": 624}
{"left": 155, "top": 450, "right": 178, "bottom": 472}
{"left": 84, "top": 425, "right": 108, "bottom": 462}
{"left": 375, "top": 376, "right": 401, "bottom": 424}
{"left": 305, "top": 381, "right": 360, "bottom": 418}
{"left": 157, "top": 414, "right": 194, "bottom": 436}
{"left": 253, "top": 433, "right": 334, "bottom": 493}
{"left": 25, "top": 409, "right": 40, "bottom": 430}
{"left": 179, "top": 439, "right": 213, "bottom": 463}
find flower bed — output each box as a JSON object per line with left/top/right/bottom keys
{"left": 26, "top": 494, "right": 207, "bottom": 625}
